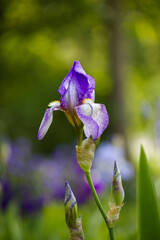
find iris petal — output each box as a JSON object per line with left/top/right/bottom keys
{"left": 37, "top": 101, "right": 61, "bottom": 140}
{"left": 58, "top": 61, "right": 95, "bottom": 111}
{"left": 76, "top": 99, "right": 109, "bottom": 141}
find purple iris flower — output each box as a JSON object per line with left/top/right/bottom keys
{"left": 37, "top": 61, "right": 109, "bottom": 141}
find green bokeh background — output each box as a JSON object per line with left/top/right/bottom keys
{"left": 0, "top": 0, "right": 160, "bottom": 239}
{"left": 1, "top": 0, "right": 160, "bottom": 152}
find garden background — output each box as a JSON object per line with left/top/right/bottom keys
{"left": 0, "top": 0, "right": 160, "bottom": 239}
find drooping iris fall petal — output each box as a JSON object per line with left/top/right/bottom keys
{"left": 37, "top": 101, "right": 61, "bottom": 140}
{"left": 76, "top": 99, "right": 109, "bottom": 141}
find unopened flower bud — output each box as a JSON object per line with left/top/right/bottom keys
{"left": 64, "top": 182, "right": 84, "bottom": 240}
{"left": 76, "top": 137, "right": 96, "bottom": 172}
{"left": 65, "top": 181, "right": 78, "bottom": 228}
{"left": 112, "top": 161, "right": 125, "bottom": 205}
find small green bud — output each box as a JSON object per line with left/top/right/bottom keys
{"left": 112, "top": 161, "right": 125, "bottom": 205}
{"left": 64, "top": 182, "right": 84, "bottom": 240}
{"left": 65, "top": 182, "right": 78, "bottom": 228}
{"left": 76, "top": 137, "right": 96, "bottom": 172}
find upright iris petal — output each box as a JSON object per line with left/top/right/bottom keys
{"left": 58, "top": 61, "right": 95, "bottom": 111}
{"left": 76, "top": 99, "right": 109, "bottom": 141}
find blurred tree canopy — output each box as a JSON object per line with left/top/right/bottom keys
{"left": 0, "top": 0, "right": 160, "bottom": 153}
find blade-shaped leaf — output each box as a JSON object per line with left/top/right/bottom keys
{"left": 137, "top": 145, "right": 160, "bottom": 240}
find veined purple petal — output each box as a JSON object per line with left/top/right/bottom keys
{"left": 76, "top": 99, "right": 109, "bottom": 141}
{"left": 76, "top": 102, "right": 99, "bottom": 140}
{"left": 58, "top": 61, "right": 95, "bottom": 111}
{"left": 37, "top": 101, "right": 61, "bottom": 140}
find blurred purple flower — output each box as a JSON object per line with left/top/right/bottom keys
{"left": 1, "top": 180, "right": 13, "bottom": 210}
{"left": 0, "top": 138, "right": 106, "bottom": 214}
{"left": 93, "top": 141, "right": 134, "bottom": 186}
{"left": 20, "top": 196, "right": 44, "bottom": 215}
{"left": 1, "top": 137, "right": 133, "bottom": 215}
{"left": 38, "top": 61, "right": 109, "bottom": 141}
{"left": 0, "top": 138, "right": 46, "bottom": 214}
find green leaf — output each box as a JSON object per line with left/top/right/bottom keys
{"left": 137, "top": 145, "right": 160, "bottom": 240}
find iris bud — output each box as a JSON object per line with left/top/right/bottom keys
{"left": 64, "top": 182, "right": 84, "bottom": 240}
{"left": 112, "top": 161, "right": 125, "bottom": 205}
{"left": 106, "top": 162, "right": 124, "bottom": 227}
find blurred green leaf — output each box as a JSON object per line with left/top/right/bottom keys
{"left": 137, "top": 146, "right": 160, "bottom": 240}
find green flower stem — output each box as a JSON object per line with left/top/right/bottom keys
{"left": 85, "top": 171, "right": 114, "bottom": 240}
{"left": 85, "top": 171, "right": 107, "bottom": 224}
{"left": 76, "top": 126, "right": 83, "bottom": 146}
{"left": 109, "top": 227, "right": 114, "bottom": 240}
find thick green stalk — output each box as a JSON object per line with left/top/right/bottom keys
{"left": 109, "top": 227, "right": 114, "bottom": 240}
{"left": 76, "top": 126, "right": 83, "bottom": 146}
